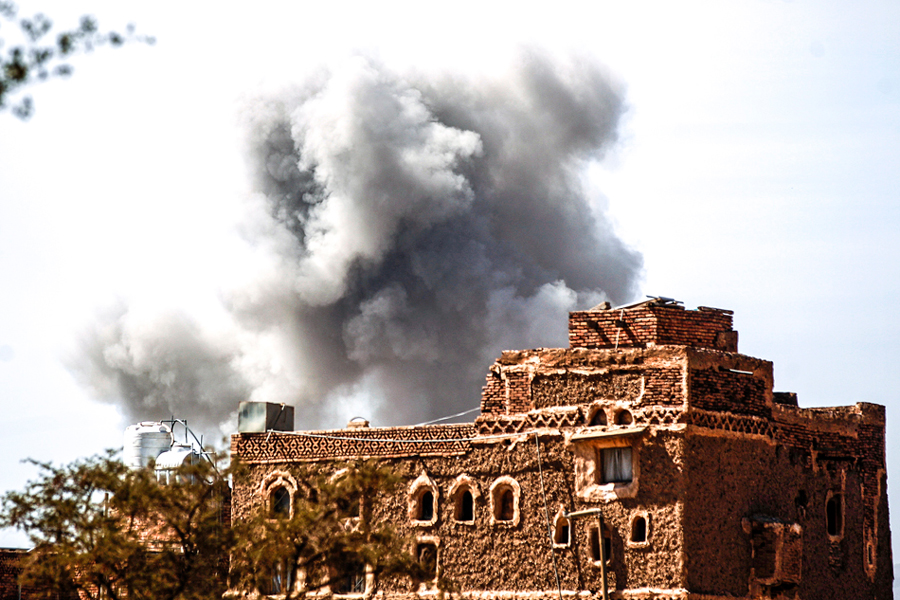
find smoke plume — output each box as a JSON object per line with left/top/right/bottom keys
{"left": 72, "top": 50, "right": 643, "bottom": 433}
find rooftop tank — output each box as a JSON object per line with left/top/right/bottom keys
{"left": 123, "top": 422, "right": 173, "bottom": 469}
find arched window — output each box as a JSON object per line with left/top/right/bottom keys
{"left": 271, "top": 485, "right": 291, "bottom": 517}
{"left": 418, "top": 491, "right": 435, "bottom": 521}
{"left": 449, "top": 475, "right": 479, "bottom": 524}
{"left": 489, "top": 477, "right": 521, "bottom": 527}
{"left": 456, "top": 489, "right": 474, "bottom": 521}
{"left": 408, "top": 473, "right": 438, "bottom": 526}
{"left": 615, "top": 409, "right": 633, "bottom": 425}
{"left": 631, "top": 516, "right": 647, "bottom": 543}
{"left": 497, "top": 489, "right": 514, "bottom": 521}
{"left": 261, "top": 470, "right": 299, "bottom": 519}
{"left": 589, "top": 408, "right": 607, "bottom": 427}
{"left": 553, "top": 514, "right": 570, "bottom": 546}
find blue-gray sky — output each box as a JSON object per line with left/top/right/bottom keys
{"left": 0, "top": 0, "right": 898, "bottom": 553}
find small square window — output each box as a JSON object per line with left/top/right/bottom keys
{"left": 416, "top": 542, "right": 438, "bottom": 581}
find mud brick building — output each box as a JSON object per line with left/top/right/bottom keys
{"left": 231, "top": 298, "right": 893, "bottom": 599}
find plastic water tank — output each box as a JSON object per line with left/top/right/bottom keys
{"left": 123, "top": 422, "right": 173, "bottom": 469}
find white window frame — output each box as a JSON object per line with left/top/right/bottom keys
{"left": 571, "top": 427, "right": 643, "bottom": 502}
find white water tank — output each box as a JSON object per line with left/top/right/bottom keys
{"left": 123, "top": 422, "right": 173, "bottom": 469}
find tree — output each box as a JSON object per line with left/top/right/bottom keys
{"left": 1, "top": 452, "right": 438, "bottom": 600}
{"left": 0, "top": 451, "right": 231, "bottom": 600}
{"left": 228, "top": 459, "right": 437, "bottom": 599}
{"left": 0, "top": 1, "right": 153, "bottom": 118}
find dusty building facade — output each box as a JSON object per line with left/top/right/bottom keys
{"left": 231, "top": 298, "right": 893, "bottom": 599}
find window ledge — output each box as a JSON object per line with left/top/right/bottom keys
{"left": 411, "top": 518, "right": 437, "bottom": 528}
{"left": 451, "top": 519, "right": 476, "bottom": 527}
{"left": 570, "top": 426, "right": 646, "bottom": 442}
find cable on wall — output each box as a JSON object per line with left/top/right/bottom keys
{"left": 534, "top": 432, "right": 564, "bottom": 600}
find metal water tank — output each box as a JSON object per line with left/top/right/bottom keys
{"left": 123, "top": 422, "right": 173, "bottom": 469}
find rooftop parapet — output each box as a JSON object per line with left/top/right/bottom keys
{"left": 569, "top": 297, "right": 737, "bottom": 352}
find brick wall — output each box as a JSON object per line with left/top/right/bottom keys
{"left": 569, "top": 302, "right": 736, "bottom": 352}
{"left": 690, "top": 368, "right": 770, "bottom": 417}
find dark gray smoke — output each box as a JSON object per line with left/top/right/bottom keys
{"left": 72, "top": 50, "right": 643, "bottom": 431}
{"left": 71, "top": 303, "right": 250, "bottom": 433}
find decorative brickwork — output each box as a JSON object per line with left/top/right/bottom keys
{"left": 475, "top": 410, "right": 583, "bottom": 436}
{"left": 232, "top": 424, "right": 476, "bottom": 463}
{"left": 687, "top": 409, "right": 774, "bottom": 437}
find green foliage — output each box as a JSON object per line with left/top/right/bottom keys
{"left": 228, "top": 459, "right": 434, "bottom": 599}
{"left": 1, "top": 453, "right": 441, "bottom": 600}
{"left": 0, "top": 1, "right": 154, "bottom": 118}
{"left": 0, "top": 451, "right": 230, "bottom": 600}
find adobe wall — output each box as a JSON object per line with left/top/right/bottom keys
{"left": 232, "top": 426, "right": 689, "bottom": 596}
{"left": 479, "top": 346, "right": 691, "bottom": 421}
{"left": 682, "top": 403, "right": 892, "bottom": 599}
{"left": 478, "top": 345, "right": 771, "bottom": 426}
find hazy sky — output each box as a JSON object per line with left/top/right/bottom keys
{"left": 1, "top": 0, "right": 898, "bottom": 552}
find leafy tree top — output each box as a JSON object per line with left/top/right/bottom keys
{"left": 0, "top": 451, "right": 443, "bottom": 600}
{"left": 0, "top": 1, "right": 153, "bottom": 118}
